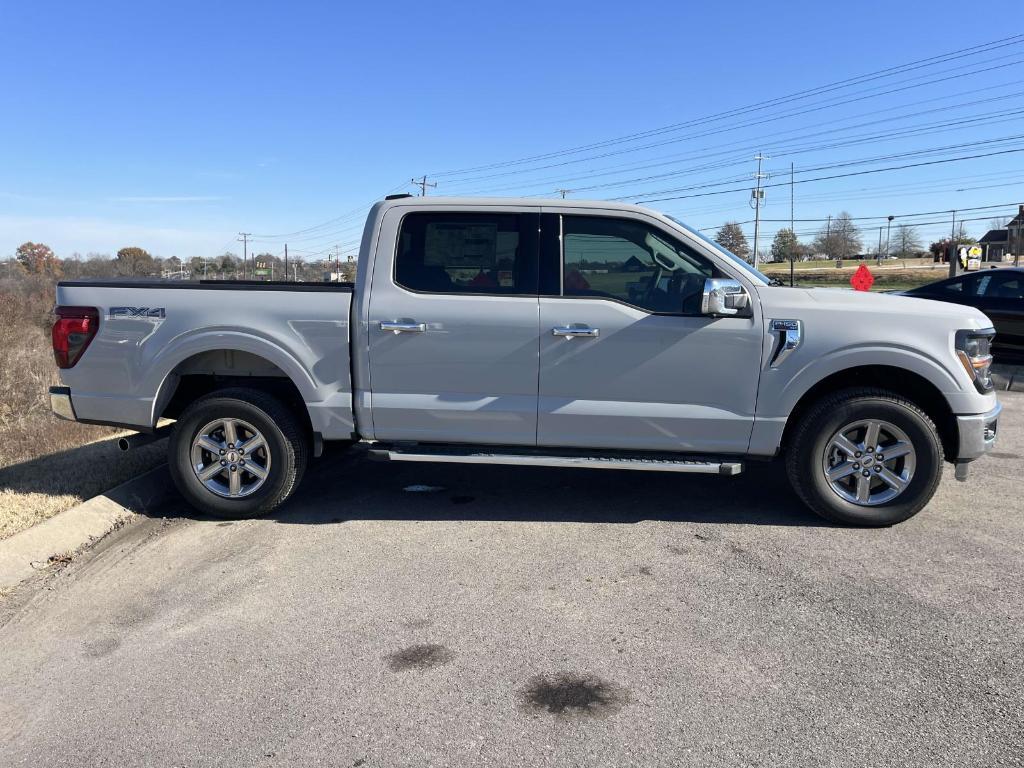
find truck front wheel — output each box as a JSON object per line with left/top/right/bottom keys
{"left": 168, "top": 387, "right": 309, "bottom": 519}
{"left": 786, "top": 387, "right": 943, "bottom": 526}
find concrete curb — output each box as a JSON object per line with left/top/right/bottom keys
{"left": 0, "top": 464, "right": 176, "bottom": 592}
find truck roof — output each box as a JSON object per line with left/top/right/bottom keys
{"left": 375, "top": 195, "right": 659, "bottom": 216}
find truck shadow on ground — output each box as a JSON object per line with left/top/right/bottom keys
{"left": 269, "top": 445, "right": 829, "bottom": 528}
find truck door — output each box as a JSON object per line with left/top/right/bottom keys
{"left": 367, "top": 206, "right": 541, "bottom": 445}
{"left": 537, "top": 211, "right": 762, "bottom": 454}
{"left": 973, "top": 270, "right": 1024, "bottom": 361}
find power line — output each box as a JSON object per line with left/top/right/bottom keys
{"left": 705, "top": 200, "right": 1024, "bottom": 227}
{"left": 249, "top": 181, "right": 409, "bottom": 241}
{"left": 446, "top": 79, "right": 1024, "bottom": 197}
{"left": 673, "top": 167, "right": 1024, "bottom": 218}
{"left": 604, "top": 134, "right": 1024, "bottom": 203}
{"left": 245, "top": 37, "right": 1024, "bottom": 256}
{"left": 434, "top": 49, "right": 1024, "bottom": 187}
{"left": 634, "top": 144, "right": 1024, "bottom": 204}
{"left": 429, "top": 34, "right": 1024, "bottom": 179}
{"left": 443, "top": 75, "right": 1024, "bottom": 199}
{"left": 531, "top": 101, "right": 1024, "bottom": 197}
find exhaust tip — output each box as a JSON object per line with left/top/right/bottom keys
{"left": 117, "top": 436, "right": 131, "bottom": 452}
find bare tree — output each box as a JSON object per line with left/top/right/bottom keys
{"left": 813, "top": 212, "right": 861, "bottom": 259}
{"left": 891, "top": 224, "right": 923, "bottom": 258}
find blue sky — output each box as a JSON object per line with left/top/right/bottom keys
{"left": 2, "top": 0, "right": 1023, "bottom": 261}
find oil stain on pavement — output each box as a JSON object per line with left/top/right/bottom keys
{"left": 520, "top": 672, "right": 630, "bottom": 718}
{"left": 386, "top": 643, "right": 455, "bottom": 671}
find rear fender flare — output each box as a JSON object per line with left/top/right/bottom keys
{"left": 147, "top": 331, "right": 318, "bottom": 425}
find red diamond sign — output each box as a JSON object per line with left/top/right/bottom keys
{"left": 850, "top": 264, "right": 874, "bottom": 292}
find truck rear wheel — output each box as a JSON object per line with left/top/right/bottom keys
{"left": 168, "top": 387, "right": 308, "bottom": 519}
{"left": 786, "top": 387, "right": 943, "bottom": 526}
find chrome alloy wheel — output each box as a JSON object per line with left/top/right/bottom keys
{"left": 821, "top": 419, "right": 916, "bottom": 506}
{"left": 190, "top": 418, "right": 271, "bottom": 498}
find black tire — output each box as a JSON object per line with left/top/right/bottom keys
{"left": 786, "top": 387, "right": 943, "bottom": 526}
{"left": 167, "top": 387, "right": 309, "bottom": 519}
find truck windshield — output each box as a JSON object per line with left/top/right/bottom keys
{"left": 666, "top": 216, "right": 772, "bottom": 286}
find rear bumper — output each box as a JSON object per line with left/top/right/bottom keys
{"left": 956, "top": 401, "right": 1002, "bottom": 461}
{"left": 49, "top": 385, "right": 77, "bottom": 421}
{"left": 48, "top": 385, "right": 154, "bottom": 432}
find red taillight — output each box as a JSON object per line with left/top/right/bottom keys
{"left": 52, "top": 306, "right": 99, "bottom": 369}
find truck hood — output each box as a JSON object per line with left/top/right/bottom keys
{"left": 755, "top": 286, "right": 994, "bottom": 330}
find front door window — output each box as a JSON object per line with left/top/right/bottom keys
{"left": 561, "top": 216, "right": 723, "bottom": 315}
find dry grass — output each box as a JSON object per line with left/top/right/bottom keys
{"left": 760, "top": 257, "right": 949, "bottom": 290}
{"left": 760, "top": 257, "right": 940, "bottom": 272}
{"left": 0, "top": 434, "right": 166, "bottom": 539}
{"left": 0, "top": 279, "right": 165, "bottom": 540}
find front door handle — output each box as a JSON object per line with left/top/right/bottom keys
{"left": 380, "top": 321, "right": 427, "bottom": 334}
{"left": 552, "top": 325, "right": 600, "bottom": 338}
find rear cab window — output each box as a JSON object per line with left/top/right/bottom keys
{"left": 394, "top": 212, "right": 538, "bottom": 295}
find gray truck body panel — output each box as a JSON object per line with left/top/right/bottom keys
{"left": 55, "top": 282, "right": 356, "bottom": 439}
{"left": 56, "top": 196, "right": 999, "bottom": 462}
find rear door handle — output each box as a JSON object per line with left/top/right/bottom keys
{"left": 552, "top": 325, "right": 600, "bottom": 338}
{"left": 380, "top": 321, "right": 427, "bottom": 333}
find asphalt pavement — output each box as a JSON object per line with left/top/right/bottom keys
{"left": 2, "top": 394, "right": 1023, "bottom": 767}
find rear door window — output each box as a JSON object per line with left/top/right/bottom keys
{"left": 394, "top": 212, "right": 538, "bottom": 295}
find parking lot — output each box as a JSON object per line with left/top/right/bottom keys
{"left": 2, "top": 393, "right": 1022, "bottom": 767}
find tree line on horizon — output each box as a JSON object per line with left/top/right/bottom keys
{"left": 4, "top": 242, "right": 354, "bottom": 282}
{"left": 712, "top": 212, "right": 987, "bottom": 264}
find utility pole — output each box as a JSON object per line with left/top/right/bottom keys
{"left": 284, "top": 244, "right": 289, "bottom": 283}
{"left": 410, "top": 175, "right": 437, "bottom": 196}
{"left": 885, "top": 215, "right": 894, "bottom": 264}
{"left": 1014, "top": 204, "right": 1023, "bottom": 268}
{"left": 789, "top": 162, "right": 795, "bottom": 287}
{"left": 750, "top": 154, "right": 769, "bottom": 266}
{"left": 825, "top": 215, "right": 832, "bottom": 262}
{"left": 237, "top": 232, "right": 251, "bottom": 280}
{"left": 877, "top": 227, "right": 884, "bottom": 267}
{"left": 556, "top": 188, "right": 571, "bottom": 199}
{"left": 948, "top": 210, "right": 958, "bottom": 278}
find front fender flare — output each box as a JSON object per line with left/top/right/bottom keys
{"left": 764, "top": 343, "right": 964, "bottom": 419}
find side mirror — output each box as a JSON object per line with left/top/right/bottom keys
{"left": 701, "top": 278, "right": 751, "bottom": 317}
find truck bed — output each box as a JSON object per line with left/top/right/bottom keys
{"left": 55, "top": 280, "right": 356, "bottom": 439}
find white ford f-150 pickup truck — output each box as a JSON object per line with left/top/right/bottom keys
{"left": 49, "top": 196, "right": 1001, "bottom": 526}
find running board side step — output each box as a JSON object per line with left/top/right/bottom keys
{"left": 368, "top": 447, "right": 743, "bottom": 475}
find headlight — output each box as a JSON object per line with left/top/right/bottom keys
{"left": 955, "top": 328, "right": 995, "bottom": 393}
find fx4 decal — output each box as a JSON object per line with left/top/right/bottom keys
{"left": 109, "top": 306, "right": 166, "bottom": 319}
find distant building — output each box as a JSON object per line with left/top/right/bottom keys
{"left": 979, "top": 229, "right": 1009, "bottom": 262}
{"left": 978, "top": 204, "right": 1024, "bottom": 263}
